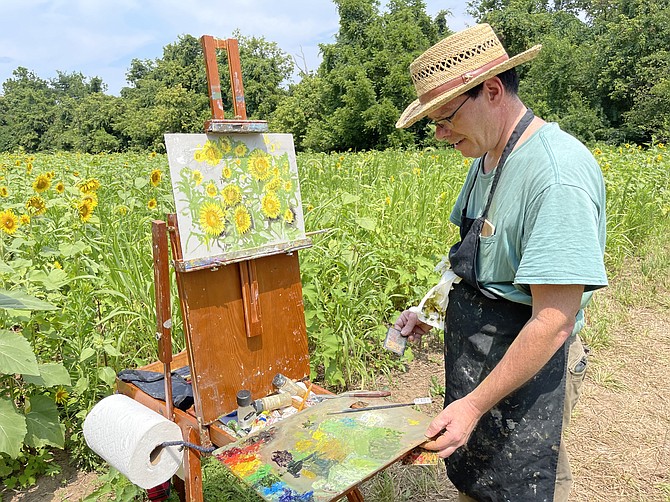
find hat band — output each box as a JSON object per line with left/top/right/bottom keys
{"left": 417, "top": 54, "right": 510, "bottom": 105}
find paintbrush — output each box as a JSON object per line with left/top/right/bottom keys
{"left": 327, "top": 397, "right": 432, "bottom": 414}
{"left": 315, "top": 390, "right": 391, "bottom": 400}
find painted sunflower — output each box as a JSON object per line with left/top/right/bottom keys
{"left": 198, "top": 202, "right": 226, "bottom": 237}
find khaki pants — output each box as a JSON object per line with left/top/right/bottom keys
{"left": 458, "top": 335, "right": 588, "bottom": 502}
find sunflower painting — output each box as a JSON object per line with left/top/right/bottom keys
{"left": 165, "top": 133, "right": 307, "bottom": 268}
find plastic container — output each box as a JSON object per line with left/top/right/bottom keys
{"left": 272, "top": 373, "right": 307, "bottom": 398}
{"left": 236, "top": 389, "right": 256, "bottom": 429}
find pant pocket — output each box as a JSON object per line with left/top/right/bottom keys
{"left": 563, "top": 336, "right": 587, "bottom": 431}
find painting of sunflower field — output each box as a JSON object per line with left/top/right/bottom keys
{"left": 165, "top": 133, "right": 307, "bottom": 267}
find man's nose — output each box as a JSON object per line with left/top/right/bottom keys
{"left": 435, "top": 123, "right": 451, "bottom": 140}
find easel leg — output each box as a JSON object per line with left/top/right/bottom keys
{"left": 182, "top": 425, "right": 204, "bottom": 502}
{"left": 346, "top": 487, "right": 365, "bottom": 501}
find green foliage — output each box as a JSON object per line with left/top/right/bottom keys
{"left": 273, "top": 0, "right": 443, "bottom": 151}
{"left": 0, "top": 448, "right": 60, "bottom": 491}
{"left": 81, "top": 467, "right": 144, "bottom": 502}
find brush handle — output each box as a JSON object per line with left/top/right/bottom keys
{"left": 347, "top": 391, "right": 391, "bottom": 398}
{"left": 328, "top": 402, "right": 414, "bottom": 414}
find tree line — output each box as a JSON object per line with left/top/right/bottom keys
{"left": 1, "top": 0, "right": 668, "bottom": 154}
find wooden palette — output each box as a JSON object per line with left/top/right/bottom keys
{"left": 213, "top": 397, "right": 432, "bottom": 501}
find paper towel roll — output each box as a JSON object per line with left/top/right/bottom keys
{"left": 83, "top": 394, "right": 184, "bottom": 489}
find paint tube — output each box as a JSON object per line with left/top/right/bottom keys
{"left": 271, "top": 373, "right": 308, "bottom": 398}
{"left": 253, "top": 391, "right": 293, "bottom": 413}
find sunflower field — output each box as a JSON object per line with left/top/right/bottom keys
{"left": 0, "top": 142, "right": 669, "bottom": 487}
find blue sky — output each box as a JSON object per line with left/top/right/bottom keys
{"left": 0, "top": 1, "right": 474, "bottom": 96}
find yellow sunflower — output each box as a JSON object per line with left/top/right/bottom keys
{"left": 261, "top": 192, "right": 281, "bottom": 219}
{"left": 54, "top": 386, "right": 69, "bottom": 405}
{"left": 79, "top": 178, "right": 100, "bottom": 193}
{"left": 198, "top": 202, "right": 226, "bottom": 237}
{"left": 205, "top": 182, "right": 218, "bottom": 198}
{"left": 20, "top": 214, "right": 30, "bottom": 225}
{"left": 26, "top": 196, "right": 47, "bottom": 215}
{"left": 33, "top": 174, "right": 51, "bottom": 193}
{"left": 234, "top": 205, "right": 252, "bottom": 234}
{"left": 221, "top": 184, "right": 242, "bottom": 207}
{"left": 266, "top": 177, "right": 281, "bottom": 192}
{"left": 147, "top": 198, "right": 157, "bottom": 210}
{"left": 150, "top": 169, "right": 162, "bottom": 187}
{"left": 192, "top": 170, "right": 203, "bottom": 186}
{"left": 0, "top": 209, "right": 19, "bottom": 235}
{"left": 202, "top": 140, "right": 223, "bottom": 166}
{"left": 234, "top": 142, "right": 248, "bottom": 157}
{"left": 283, "top": 208, "right": 295, "bottom": 224}
{"left": 77, "top": 200, "right": 94, "bottom": 222}
{"left": 247, "top": 149, "right": 272, "bottom": 181}
{"left": 0, "top": 186, "right": 8, "bottom": 197}
{"left": 284, "top": 180, "right": 292, "bottom": 191}
{"left": 218, "top": 137, "right": 232, "bottom": 154}
{"left": 82, "top": 192, "right": 98, "bottom": 209}
{"left": 55, "top": 182, "right": 65, "bottom": 194}
{"left": 222, "top": 165, "right": 232, "bottom": 179}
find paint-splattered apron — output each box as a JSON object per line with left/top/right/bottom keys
{"left": 446, "top": 109, "right": 567, "bottom": 501}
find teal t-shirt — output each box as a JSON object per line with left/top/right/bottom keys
{"left": 449, "top": 123, "right": 607, "bottom": 330}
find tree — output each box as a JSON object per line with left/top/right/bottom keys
{"left": 0, "top": 68, "right": 56, "bottom": 152}
{"left": 273, "top": 0, "right": 442, "bottom": 152}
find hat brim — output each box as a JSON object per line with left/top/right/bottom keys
{"left": 396, "top": 44, "right": 542, "bottom": 129}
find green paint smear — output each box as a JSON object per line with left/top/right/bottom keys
{"left": 246, "top": 463, "right": 273, "bottom": 484}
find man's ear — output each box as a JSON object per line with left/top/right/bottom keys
{"left": 482, "top": 77, "right": 505, "bottom": 104}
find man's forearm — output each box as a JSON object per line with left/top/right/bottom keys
{"left": 464, "top": 284, "right": 582, "bottom": 416}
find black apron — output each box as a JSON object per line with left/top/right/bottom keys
{"left": 445, "top": 109, "right": 568, "bottom": 501}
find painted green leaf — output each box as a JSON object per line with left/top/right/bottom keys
{"left": 0, "top": 330, "right": 39, "bottom": 376}
{"left": 24, "top": 394, "right": 65, "bottom": 449}
{"left": 23, "top": 363, "right": 72, "bottom": 387}
{"left": 0, "top": 290, "right": 58, "bottom": 311}
{"left": 0, "top": 398, "right": 27, "bottom": 458}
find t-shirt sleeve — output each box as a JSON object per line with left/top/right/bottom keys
{"left": 515, "top": 183, "right": 607, "bottom": 290}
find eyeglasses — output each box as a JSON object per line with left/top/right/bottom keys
{"left": 432, "top": 96, "right": 470, "bottom": 128}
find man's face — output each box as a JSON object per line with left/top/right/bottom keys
{"left": 427, "top": 92, "right": 491, "bottom": 159}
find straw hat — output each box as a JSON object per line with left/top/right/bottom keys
{"left": 396, "top": 23, "right": 541, "bottom": 129}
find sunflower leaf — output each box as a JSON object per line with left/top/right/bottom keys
{"left": 0, "top": 398, "right": 27, "bottom": 458}
{"left": 0, "top": 329, "right": 39, "bottom": 376}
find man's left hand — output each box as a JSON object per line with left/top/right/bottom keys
{"left": 421, "top": 397, "right": 483, "bottom": 458}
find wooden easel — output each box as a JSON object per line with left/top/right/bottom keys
{"left": 116, "top": 35, "right": 364, "bottom": 502}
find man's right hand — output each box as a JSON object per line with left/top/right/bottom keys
{"left": 393, "top": 310, "right": 432, "bottom": 343}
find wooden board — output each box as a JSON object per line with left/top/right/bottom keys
{"left": 175, "top": 251, "right": 310, "bottom": 424}
{"left": 213, "top": 398, "right": 432, "bottom": 501}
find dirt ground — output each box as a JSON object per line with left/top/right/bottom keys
{"left": 3, "top": 277, "right": 670, "bottom": 501}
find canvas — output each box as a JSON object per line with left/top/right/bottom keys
{"left": 213, "top": 397, "right": 432, "bottom": 501}
{"left": 165, "top": 133, "right": 308, "bottom": 269}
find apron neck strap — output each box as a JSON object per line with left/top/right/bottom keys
{"left": 481, "top": 108, "right": 535, "bottom": 216}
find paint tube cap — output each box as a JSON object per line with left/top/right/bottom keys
{"left": 272, "top": 374, "right": 286, "bottom": 388}
{"left": 236, "top": 389, "right": 252, "bottom": 407}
